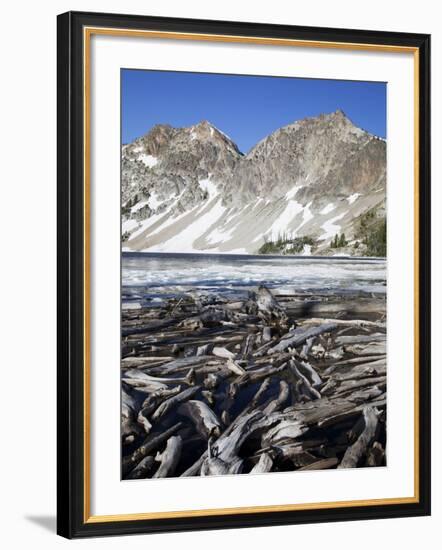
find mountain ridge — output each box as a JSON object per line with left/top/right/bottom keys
{"left": 121, "top": 111, "right": 386, "bottom": 256}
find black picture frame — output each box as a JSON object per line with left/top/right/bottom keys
{"left": 57, "top": 10, "right": 431, "bottom": 539}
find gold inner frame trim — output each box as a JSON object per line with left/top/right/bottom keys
{"left": 83, "top": 26, "right": 420, "bottom": 524}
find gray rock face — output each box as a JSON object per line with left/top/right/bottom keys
{"left": 228, "top": 110, "right": 385, "bottom": 206}
{"left": 122, "top": 121, "right": 241, "bottom": 221}
{"left": 121, "top": 111, "right": 386, "bottom": 255}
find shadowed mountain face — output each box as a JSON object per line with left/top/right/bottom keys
{"left": 121, "top": 111, "right": 386, "bottom": 256}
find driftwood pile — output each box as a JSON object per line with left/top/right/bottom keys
{"left": 121, "top": 286, "right": 386, "bottom": 479}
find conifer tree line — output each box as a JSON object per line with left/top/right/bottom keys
{"left": 330, "top": 233, "right": 347, "bottom": 248}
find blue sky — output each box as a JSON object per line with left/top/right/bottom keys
{"left": 122, "top": 69, "right": 386, "bottom": 153}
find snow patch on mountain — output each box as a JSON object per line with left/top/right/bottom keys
{"left": 320, "top": 213, "right": 346, "bottom": 240}
{"left": 131, "top": 199, "right": 149, "bottom": 213}
{"left": 147, "top": 192, "right": 162, "bottom": 210}
{"left": 199, "top": 177, "right": 218, "bottom": 199}
{"left": 266, "top": 200, "right": 304, "bottom": 240}
{"left": 296, "top": 201, "right": 313, "bottom": 231}
{"left": 143, "top": 198, "right": 227, "bottom": 253}
{"left": 347, "top": 193, "right": 361, "bottom": 205}
{"left": 122, "top": 219, "right": 138, "bottom": 234}
{"left": 321, "top": 203, "right": 336, "bottom": 215}
{"left": 139, "top": 154, "right": 158, "bottom": 168}
{"left": 285, "top": 184, "right": 302, "bottom": 200}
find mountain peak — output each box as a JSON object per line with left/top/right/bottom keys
{"left": 334, "top": 108, "right": 346, "bottom": 117}
{"left": 194, "top": 120, "right": 226, "bottom": 137}
{"left": 146, "top": 123, "right": 174, "bottom": 135}
{"left": 327, "top": 108, "right": 351, "bottom": 123}
{"left": 195, "top": 119, "right": 213, "bottom": 128}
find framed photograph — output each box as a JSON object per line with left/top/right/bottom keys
{"left": 57, "top": 11, "right": 431, "bottom": 538}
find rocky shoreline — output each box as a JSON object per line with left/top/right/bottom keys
{"left": 121, "top": 286, "right": 386, "bottom": 479}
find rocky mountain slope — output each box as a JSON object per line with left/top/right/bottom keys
{"left": 122, "top": 110, "right": 386, "bottom": 256}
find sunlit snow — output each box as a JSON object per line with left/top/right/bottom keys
{"left": 320, "top": 212, "right": 346, "bottom": 240}
{"left": 347, "top": 193, "right": 361, "bottom": 205}
{"left": 139, "top": 154, "right": 158, "bottom": 168}
{"left": 199, "top": 177, "right": 218, "bottom": 200}
{"left": 320, "top": 203, "right": 336, "bottom": 215}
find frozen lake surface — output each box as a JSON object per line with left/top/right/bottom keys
{"left": 122, "top": 252, "right": 386, "bottom": 307}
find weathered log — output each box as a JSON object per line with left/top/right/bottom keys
{"left": 225, "top": 358, "right": 247, "bottom": 376}
{"left": 263, "top": 381, "right": 290, "bottom": 414}
{"left": 126, "top": 456, "right": 155, "bottom": 479}
{"left": 252, "top": 377, "right": 272, "bottom": 407}
{"left": 124, "top": 368, "right": 191, "bottom": 386}
{"left": 333, "top": 355, "right": 386, "bottom": 367}
{"left": 338, "top": 407, "right": 380, "bottom": 468}
{"left": 182, "top": 412, "right": 268, "bottom": 477}
{"left": 147, "top": 356, "right": 216, "bottom": 374}
{"left": 298, "top": 457, "right": 339, "bottom": 470}
{"left": 202, "top": 389, "right": 215, "bottom": 406}
{"left": 325, "top": 346, "right": 345, "bottom": 360}
{"left": 330, "top": 360, "right": 386, "bottom": 382}
{"left": 196, "top": 343, "right": 212, "bottom": 356}
{"left": 200, "top": 457, "right": 229, "bottom": 476}
{"left": 181, "top": 451, "right": 207, "bottom": 477}
{"left": 221, "top": 410, "right": 230, "bottom": 426}
{"left": 140, "top": 386, "right": 182, "bottom": 416}
{"left": 121, "top": 389, "right": 143, "bottom": 444}
{"left": 331, "top": 376, "right": 386, "bottom": 398}
{"left": 255, "top": 286, "right": 288, "bottom": 324}
{"left": 201, "top": 456, "right": 244, "bottom": 476}
{"left": 122, "top": 370, "right": 169, "bottom": 392}
{"left": 295, "top": 360, "right": 322, "bottom": 388}
{"left": 122, "top": 422, "right": 183, "bottom": 476}
{"left": 233, "top": 377, "right": 272, "bottom": 421}
{"left": 262, "top": 326, "right": 272, "bottom": 344}
{"left": 203, "top": 373, "right": 220, "bottom": 390}
{"left": 301, "top": 318, "right": 385, "bottom": 329}
{"left": 283, "top": 395, "right": 365, "bottom": 428}
{"left": 178, "top": 400, "right": 222, "bottom": 439}
{"left": 346, "top": 386, "right": 385, "bottom": 405}
{"left": 122, "top": 317, "right": 183, "bottom": 337}
{"left": 300, "top": 337, "right": 315, "bottom": 359}
{"left": 267, "top": 323, "right": 337, "bottom": 355}
{"left": 253, "top": 339, "right": 278, "bottom": 357}
{"left": 121, "top": 356, "right": 174, "bottom": 369}
{"left": 151, "top": 386, "right": 201, "bottom": 421}
{"left": 153, "top": 435, "right": 183, "bottom": 478}
{"left": 288, "top": 361, "right": 321, "bottom": 400}
{"left": 366, "top": 441, "right": 386, "bottom": 466}
{"left": 343, "top": 342, "right": 387, "bottom": 356}
{"left": 262, "top": 418, "right": 308, "bottom": 447}
{"left": 317, "top": 398, "right": 386, "bottom": 429}
{"left": 224, "top": 300, "right": 245, "bottom": 311}
{"left": 212, "top": 346, "right": 236, "bottom": 359}
{"left": 137, "top": 409, "right": 152, "bottom": 434}
{"left": 179, "top": 308, "right": 232, "bottom": 330}
{"left": 257, "top": 439, "right": 327, "bottom": 462}
{"left": 250, "top": 452, "right": 273, "bottom": 474}
{"left": 323, "top": 356, "right": 386, "bottom": 378}
{"left": 211, "top": 411, "right": 264, "bottom": 464}
{"left": 240, "top": 333, "right": 256, "bottom": 359}
{"left": 334, "top": 333, "right": 386, "bottom": 346}
{"left": 281, "top": 299, "right": 386, "bottom": 316}
{"left": 237, "top": 363, "right": 288, "bottom": 387}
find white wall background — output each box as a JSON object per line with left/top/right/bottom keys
{"left": 0, "top": 0, "right": 439, "bottom": 547}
